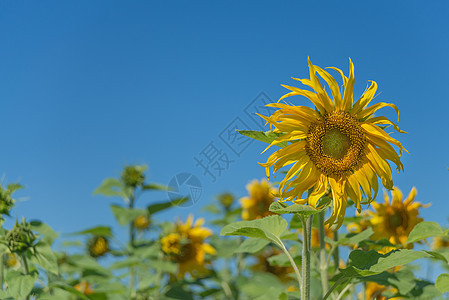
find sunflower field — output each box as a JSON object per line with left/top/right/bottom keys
{"left": 2, "top": 58, "right": 449, "bottom": 299}
{"left": 2, "top": 2, "right": 449, "bottom": 300}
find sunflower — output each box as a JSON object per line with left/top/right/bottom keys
{"left": 161, "top": 215, "right": 216, "bottom": 278}
{"left": 259, "top": 58, "right": 406, "bottom": 228}
{"left": 240, "top": 179, "right": 277, "bottom": 220}
{"left": 369, "top": 187, "right": 428, "bottom": 246}
{"left": 432, "top": 236, "right": 449, "bottom": 250}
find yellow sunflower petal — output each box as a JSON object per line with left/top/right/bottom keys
{"left": 341, "top": 58, "right": 355, "bottom": 111}
{"left": 351, "top": 80, "right": 378, "bottom": 114}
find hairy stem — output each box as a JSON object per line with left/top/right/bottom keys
{"left": 300, "top": 215, "right": 313, "bottom": 300}
{"left": 318, "top": 211, "right": 329, "bottom": 295}
{"left": 280, "top": 243, "right": 302, "bottom": 292}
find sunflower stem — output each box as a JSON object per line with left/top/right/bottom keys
{"left": 129, "top": 192, "right": 136, "bottom": 299}
{"left": 332, "top": 229, "right": 339, "bottom": 270}
{"left": 280, "top": 243, "right": 302, "bottom": 292}
{"left": 318, "top": 211, "right": 329, "bottom": 295}
{"left": 300, "top": 215, "right": 312, "bottom": 300}
{"left": 20, "top": 253, "right": 31, "bottom": 300}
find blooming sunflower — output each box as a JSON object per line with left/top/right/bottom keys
{"left": 240, "top": 179, "right": 277, "bottom": 220}
{"left": 369, "top": 187, "right": 428, "bottom": 246}
{"left": 161, "top": 215, "right": 216, "bottom": 278}
{"left": 259, "top": 58, "right": 406, "bottom": 228}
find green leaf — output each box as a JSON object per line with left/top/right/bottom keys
{"left": 210, "top": 236, "right": 240, "bottom": 258}
{"left": 7, "top": 183, "right": 24, "bottom": 193}
{"left": 110, "top": 205, "right": 147, "bottom": 226}
{"left": 436, "top": 273, "right": 449, "bottom": 293}
{"left": 336, "top": 228, "right": 374, "bottom": 246}
{"left": 31, "top": 241, "right": 59, "bottom": 275}
{"left": 5, "top": 270, "right": 37, "bottom": 300}
{"left": 340, "top": 249, "right": 432, "bottom": 277}
{"left": 48, "top": 282, "right": 91, "bottom": 300}
{"left": 68, "top": 226, "right": 112, "bottom": 237}
{"left": 237, "top": 272, "right": 285, "bottom": 299}
{"left": 237, "top": 130, "right": 288, "bottom": 148}
{"left": 147, "top": 197, "right": 188, "bottom": 214}
{"left": 30, "top": 220, "right": 59, "bottom": 245}
{"left": 234, "top": 238, "right": 270, "bottom": 254}
{"left": 406, "top": 221, "right": 444, "bottom": 244}
{"left": 93, "top": 178, "right": 127, "bottom": 198}
{"left": 267, "top": 252, "right": 301, "bottom": 267}
{"left": 142, "top": 183, "right": 171, "bottom": 191}
{"left": 220, "top": 215, "right": 287, "bottom": 248}
{"left": 269, "top": 201, "right": 325, "bottom": 217}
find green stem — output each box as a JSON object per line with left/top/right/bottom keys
{"left": 129, "top": 193, "right": 136, "bottom": 299}
{"left": 322, "top": 276, "right": 347, "bottom": 300}
{"left": 0, "top": 254, "right": 4, "bottom": 290}
{"left": 332, "top": 229, "right": 339, "bottom": 270}
{"left": 280, "top": 244, "right": 302, "bottom": 292}
{"left": 20, "top": 253, "right": 30, "bottom": 300}
{"left": 318, "top": 211, "right": 329, "bottom": 295}
{"left": 300, "top": 215, "right": 313, "bottom": 300}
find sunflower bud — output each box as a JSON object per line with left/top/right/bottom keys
{"left": 0, "top": 188, "right": 15, "bottom": 215}
{"left": 121, "top": 165, "right": 146, "bottom": 188}
{"left": 5, "top": 219, "right": 37, "bottom": 254}
{"left": 87, "top": 236, "right": 109, "bottom": 258}
{"left": 134, "top": 215, "right": 150, "bottom": 231}
{"left": 217, "top": 193, "right": 234, "bottom": 209}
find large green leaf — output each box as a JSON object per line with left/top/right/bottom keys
{"left": 30, "top": 220, "right": 59, "bottom": 245}
{"left": 336, "top": 228, "right": 374, "bottom": 246}
{"left": 147, "top": 197, "right": 188, "bottom": 214}
{"left": 340, "top": 249, "right": 432, "bottom": 277}
{"left": 436, "top": 273, "right": 449, "bottom": 293}
{"left": 31, "top": 241, "right": 59, "bottom": 275}
{"left": 269, "top": 201, "right": 326, "bottom": 217}
{"left": 234, "top": 238, "right": 270, "bottom": 254}
{"left": 237, "top": 130, "right": 288, "bottom": 148}
{"left": 5, "top": 270, "right": 37, "bottom": 300}
{"left": 110, "top": 205, "right": 147, "bottom": 226}
{"left": 220, "top": 215, "right": 287, "bottom": 248}
{"left": 406, "top": 221, "right": 445, "bottom": 244}
{"left": 93, "top": 178, "right": 127, "bottom": 198}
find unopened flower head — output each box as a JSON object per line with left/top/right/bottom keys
{"left": 134, "top": 215, "right": 150, "bottom": 231}
{"left": 87, "top": 236, "right": 109, "bottom": 258}
{"left": 121, "top": 165, "right": 146, "bottom": 188}
{"left": 6, "top": 219, "right": 36, "bottom": 254}
{"left": 259, "top": 58, "right": 407, "bottom": 228}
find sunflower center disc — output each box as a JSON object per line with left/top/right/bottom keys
{"left": 322, "top": 128, "right": 351, "bottom": 160}
{"left": 305, "top": 111, "right": 367, "bottom": 176}
{"left": 390, "top": 213, "right": 403, "bottom": 228}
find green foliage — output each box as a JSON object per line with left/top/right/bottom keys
{"left": 341, "top": 249, "right": 432, "bottom": 277}
{"left": 406, "top": 221, "right": 446, "bottom": 244}
{"left": 269, "top": 201, "right": 328, "bottom": 217}
{"left": 221, "top": 215, "right": 287, "bottom": 248}
{"left": 237, "top": 130, "right": 288, "bottom": 148}
{"left": 436, "top": 273, "right": 449, "bottom": 293}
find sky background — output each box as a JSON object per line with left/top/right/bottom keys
{"left": 1, "top": 0, "right": 448, "bottom": 268}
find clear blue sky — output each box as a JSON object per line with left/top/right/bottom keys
{"left": 1, "top": 1, "right": 448, "bottom": 243}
